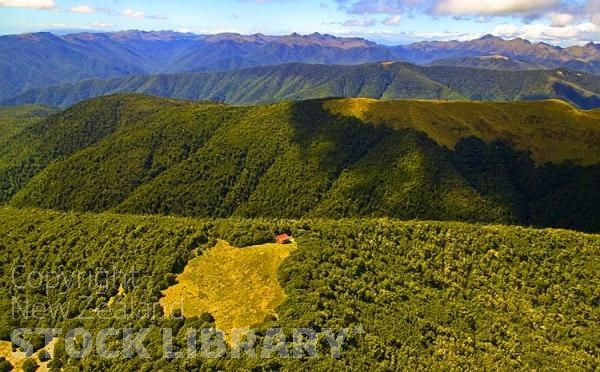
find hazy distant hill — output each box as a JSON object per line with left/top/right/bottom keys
{"left": 2, "top": 94, "right": 599, "bottom": 232}
{"left": 0, "top": 31, "right": 197, "bottom": 99}
{"left": 428, "top": 55, "right": 540, "bottom": 70}
{"left": 392, "top": 34, "right": 600, "bottom": 69}
{"left": 0, "top": 31, "right": 393, "bottom": 99}
{"left": 5, "top": 62, "right": 600, "bottom": 109}
{"left": 2, "top": 31, "right": 600, "bottom": 99}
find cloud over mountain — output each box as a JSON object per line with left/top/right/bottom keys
{"left": 433, "top": 0, "right": 559, "bottom": 16}
{"left": 0, "top": 0, "right": 55, "bottom": 9}
{"left": 343, "top": 17, "right": 377, "bottom": 26}
{"left": 332, "top": 0, "right": 600, "bottom": 44}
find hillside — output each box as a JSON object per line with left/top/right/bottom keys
{"left": 0, "top": 104, "right": 58, "bottom": 145}
{"left": 1, "top": 94, "right": 599, "bottom": 232}
{"left": 3, "top": 31, "right": 600, "bottom": 101}
{"left": 0, "top": 207, "right": 599, "bottom": 370}
{"left": 0, "top": 31, "right": 394, "bottom": 100}
{"left": 5, "top": 62, "right": 600, "bottom": 109}
{"left": 428, "top": 55, "right": 540, "bottom": 70}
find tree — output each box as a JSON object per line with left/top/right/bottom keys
{"left": 0, "top": 357, "right": 13, "bottom": 372}
{"left": 22, "top": 359, "right": 37, "bottom": 372}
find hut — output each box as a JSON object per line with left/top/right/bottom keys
{"left": 275, "top": 233, "right": 291, "bottom": 244}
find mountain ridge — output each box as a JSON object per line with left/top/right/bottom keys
{"left": 5, "top": 62, "right": 600, "bottom": 109}
{"left": 3, "top": 31, "right": 600, "bottom": 100}
{"left": 2, "top": 94, "right": 599, "bottom": 232}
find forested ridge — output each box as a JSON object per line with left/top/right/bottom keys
{"left": 0, "top": 208, "right": 599, "bottom": 370}
{"left": 1, "top": 94, "right": 599, "bottom": 232}
{"left": 4, "top": 31, "right": 600, "bottom": 102}
{"left": 4, "top": 62, "right": 600, "bottom": 109}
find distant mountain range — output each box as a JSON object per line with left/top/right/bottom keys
{"left": 2, "top": 31, "right": 600, "bottom": 101}
{"left": 393, "top": 34, "right": 600, "bottom": 70}
{"left": 4, "top": 62, "right": 600, "bottom": 109}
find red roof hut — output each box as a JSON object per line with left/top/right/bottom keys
{"left": 276, "top": 233, "right": 291, "bottom": 244}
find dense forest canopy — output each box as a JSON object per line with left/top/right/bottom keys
{"left": 1, "top": 93, "right": 599, "bottom": 370}
{"left": 1, "top": 94, "right": 599, "bottom": 232}
{"left": 0, "top": 208, "right": 599, "bottom": 370}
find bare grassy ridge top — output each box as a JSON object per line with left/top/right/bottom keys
{"left": 160, "top": 239, "right": 295, "bottom": 337}
{"left": 324, "top": 98, "right": 600, "bottom": 165}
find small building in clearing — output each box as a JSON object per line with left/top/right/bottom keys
{"left": 275, "top": 233, "right": 292, "bottom": 244}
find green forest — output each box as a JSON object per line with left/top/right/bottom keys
{"left": 0, "top": 94, "right": 599, "bottom": 370}
{"left": 0, "top": 208, "right": 599, "bottom": 370}
{"left": 4, "top": 62, "right": 600, "bottom": 110}
{"left": 1, "top": 94, "right": 599, "bottom": 232}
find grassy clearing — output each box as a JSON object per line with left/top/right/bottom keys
{"left": 160, "top": 239, "right": 295, "bottom": 338}
{"left": 0, "top": 338, "right": 55, "bottom": 371}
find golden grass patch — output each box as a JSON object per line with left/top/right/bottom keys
{"left": 0, "top": 338, "right": 55, "bottom": 371}
{"left": 323, "top": 98, "right": 600, "bottom": 165}
{"left": 160, "top": 239, "right": 294, "bottom": 337}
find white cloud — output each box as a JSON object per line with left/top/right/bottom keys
{"left": 548, "top": 12, "right": 575, "bottom": 27}
{"left": 175, "top": 26, "right": 240, "bottom": 34}
{"left": 493, "top": 23, "right": 520, "bottom": 36}
{"left": 90, "top": 22, "right": 113, "bottom": 29}
{"left": 401, "top": 30, "right": 481, "bottom": 41}
{"left": 336, "top": 0, "right": 409, "bottom": 15}
{"left": 382, "top": 14, "right": 402, "bottom": 26}
{"left": 37, "top": 22, "right": 114, "bottom": 31}
{"left": 123, "top": 8, "right": 145, "bottom": 18}
{"left": 343, "top": 17, "right": 377, "bottom": 27}
{"left": 70, "top": 5, "right": 96, "bottom": 13}
{"left": 584, "top": 0, "right": 600, "bottom": 26}
{"left": 434, "top": 0, "right": 559, "bottom": 16}
{"left": 0, "top": 0, "right": 55, "bottom": 9}
{"left": 120, "top": 8, "right": 167, "bottom": 20}
{"left": 328, "top": 28, "right": 482, "bottom": 44}
{"left": 147, "top": 13, "right": 168, "bottom": 20}
{"left": 493, "top": 21, "right": 600, "bottom": 44}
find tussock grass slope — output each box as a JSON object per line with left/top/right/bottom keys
{"left": 324, "top": 98, "right": 600, "bottom": 165}
{"left": 160, "top": 239, "right": 294, "bottom": 336}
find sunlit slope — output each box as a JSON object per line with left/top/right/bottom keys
{"left": 0, "top": 104, "right": 57, "bottom": 141}
{"left": 0, "top": 105, "right": 58, "bottom": 168}
{"left": 3, "top": 94, "right": 599, "bottom": 231}
{"left": 324, "top": 98, "right": 600, "bottom": 165}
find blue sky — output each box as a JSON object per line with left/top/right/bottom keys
{"left": 0, "top": 0, "right": 598, "bottom": 45}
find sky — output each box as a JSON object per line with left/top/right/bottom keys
{"left": 0, "top": 0, "right": 598, "bottom": 45}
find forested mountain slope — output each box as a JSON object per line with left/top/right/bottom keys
{"left": 3, "top": 31, "right": 600, "bottom": 100}
{"left": 2, "top": 94, "right": 599, "bottom": 231}
{"left": 0, "top": 31, "right": 393, "bottom": 99}
{"left": 5, "top": 62, "right": 600, "bottom": 109}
